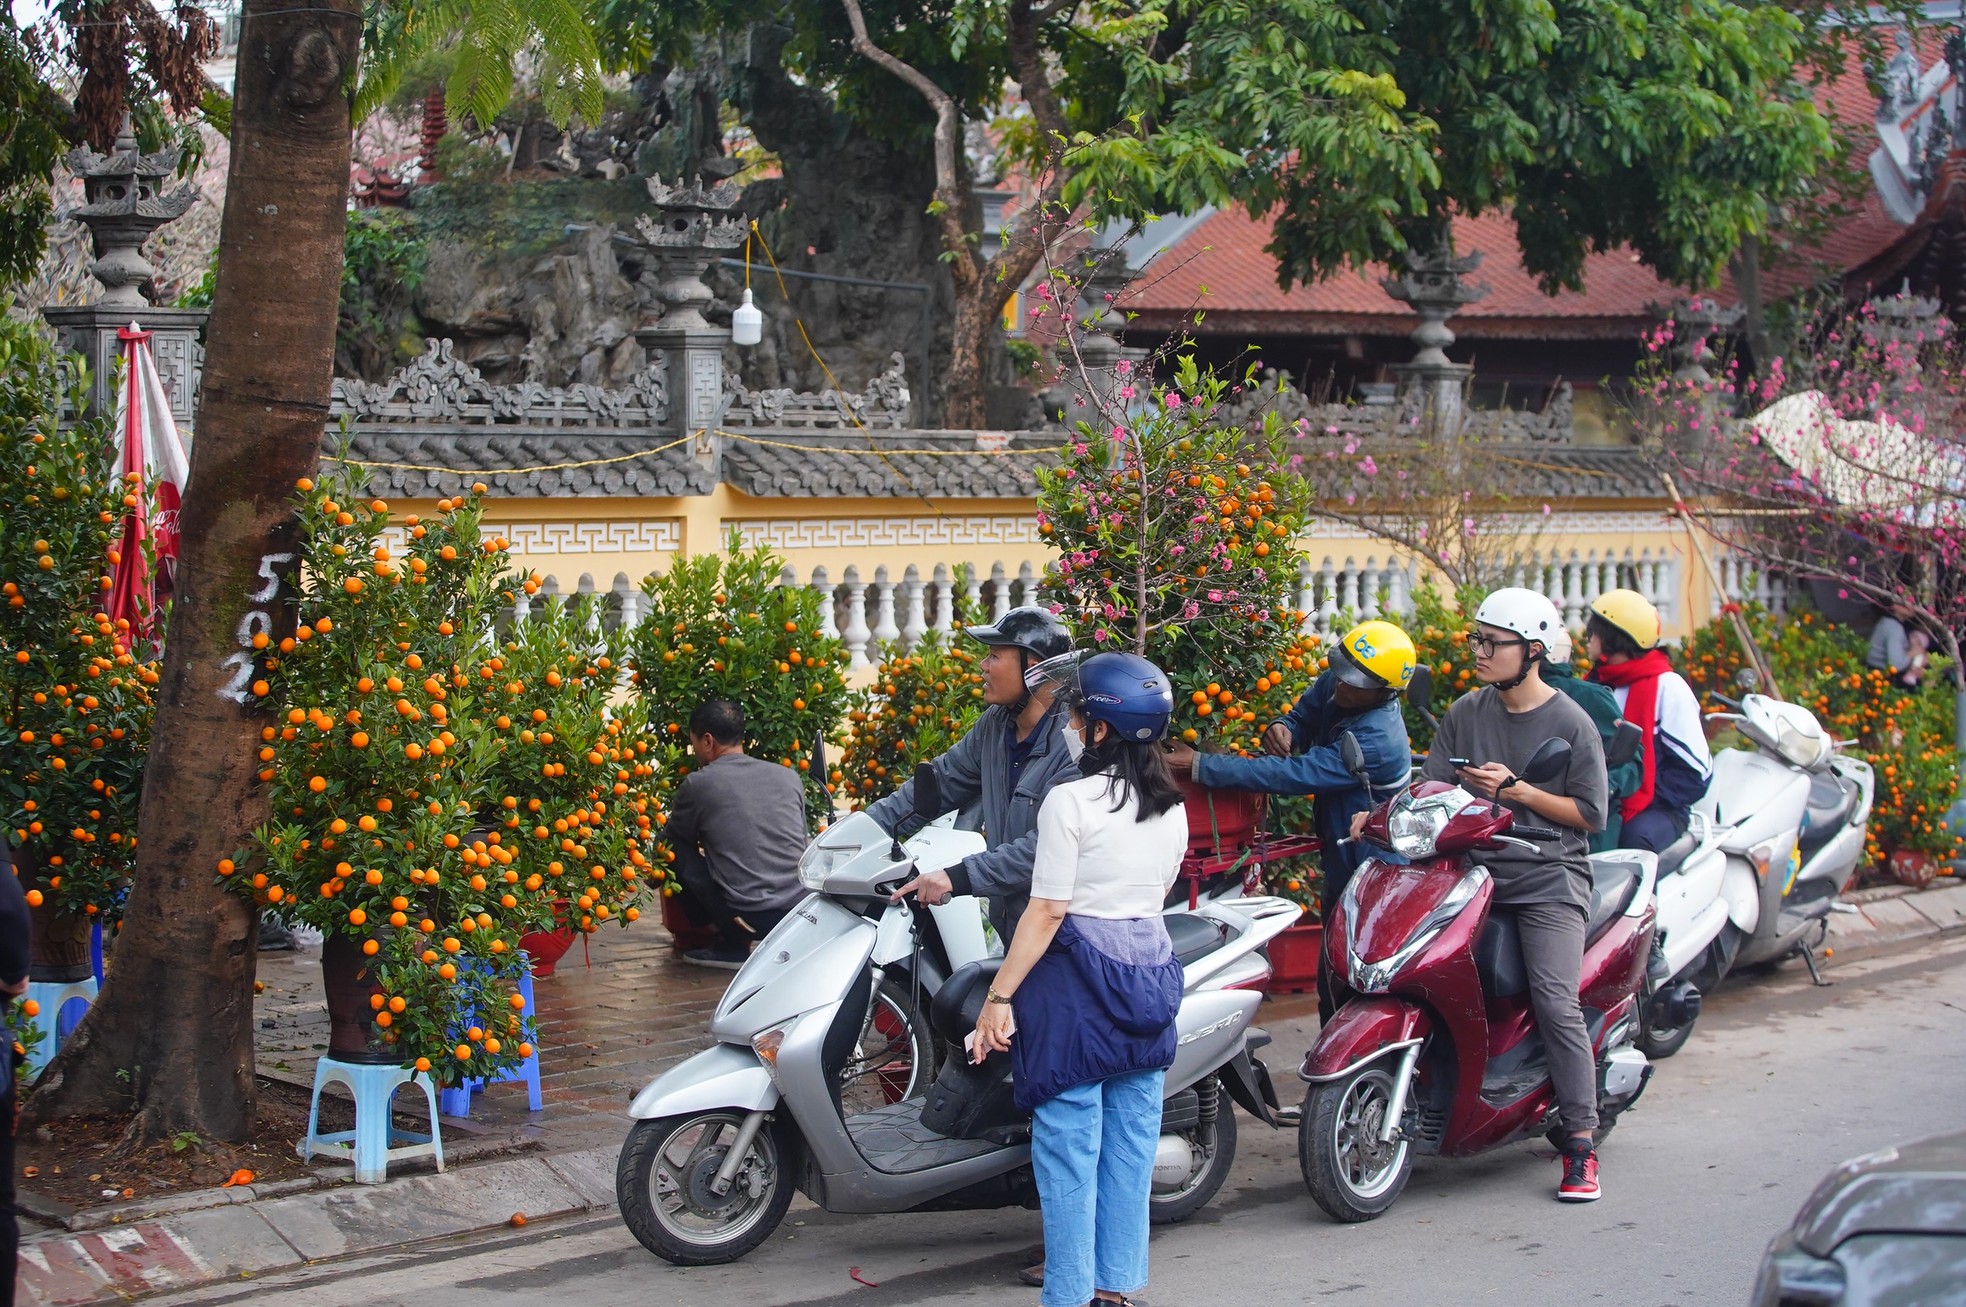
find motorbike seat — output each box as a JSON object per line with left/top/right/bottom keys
{"left": 929, "top": 958, "right": 1005, "bottom": 1050}
{"left": 1474, "top": 912, "right": 1530, "bottom": 998}
{"left": 1798, "top": 770, "right": 1858, "bottom": 853}
{"left": 1585, "top": 857, "right": 1643, "bottom": 944}
{"left": 1653, "top": 829, "right": 1698, "bottom": 878}
{"left": 1164, "top": 913, "right": 1230, "bottom": 966}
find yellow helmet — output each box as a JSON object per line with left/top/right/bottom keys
{"left": 1334, "top": 620, "right": 1417, "bottom": 691}
{"left": 1588, "top": 589, "right": 1662, "bottom": 651}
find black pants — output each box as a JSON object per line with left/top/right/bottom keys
{"left": 675, "top": 848, "right": 789, "bottom": 952}
{"left": 2, "top": 1074, "right": 16, "bottom": 1307}
{"left": 1315, "top": 859, "right": 1360, "bottom": 1025}
{"left": 1620, "top": 804, "right": 1689, "bottom": 854}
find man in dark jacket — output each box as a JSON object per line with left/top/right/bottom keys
{"left": 1165, "top": 620, "right": 1416, "bottom": 1019}
{"left": 0, "top": 843, "right": 31, "bottom": 1305}
{"left": 870, "top": 607, "right": 1078, "bottom": 942}
{"left": 1542, "top": 628, "right": 1641, "bottom": 853}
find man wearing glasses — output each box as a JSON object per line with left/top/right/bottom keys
{"left": 1390, "top": 588, "right": 1609, "bottom": 1203}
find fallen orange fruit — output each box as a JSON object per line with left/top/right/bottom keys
{"left": 509, "top": 1213, "right": 528, "bottom": 1227}
{"left": 220, "top": 1169, "right": 255, "bottom": 1188}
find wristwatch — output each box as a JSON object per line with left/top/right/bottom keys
{"left": 986, "top": 988, "right": 1013, "bottom": 1005}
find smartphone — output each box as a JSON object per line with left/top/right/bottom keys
{"left": 1448, "top": 757, "right": 1475, "bottom": 769}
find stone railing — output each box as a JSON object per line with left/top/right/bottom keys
{"left": 1216, "top": 371, "right": 1575, "bottom": 444}
{"left": 1712, "top": 553, "right": 1791, "bottom": 617}
{"left": 329, "top": 338, "right": 911, "bottom": 432}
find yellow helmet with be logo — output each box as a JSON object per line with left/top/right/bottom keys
{"left": 1334, "top": 620, "right": 1417, "bottom": 692}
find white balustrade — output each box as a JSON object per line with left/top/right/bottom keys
{"left": 932, "top": 563, "right": 954, "bottom": 633}
{"left": 871, "top": 565, "right": 901, "bottom": 647}
{"left": 989, "top": 562, "right": 1011, "bottom": 621}
{"left": 841, "top": 566, "right": 873, "bottom": 668}
{"left": 900, "top": 565, "right": 926, "bottom": 648}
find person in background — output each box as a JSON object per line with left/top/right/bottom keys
{"left": 1585, "top": 590, "right": 1712, "bottom": 855}
{"left": 1163, "top": 619, "right": 1415, "bottom": 1019}
{"left": 1386, "top": 587, "right": 1608, "bottom": 1201}
{"left": 970, "top": 652, "right": 1186, "bottom": 1307}
{"left": 0, "top": 843, "right": 31, "bottom": 1307}
{"left": 1866, "top": 601, "right": 1929, "bottom": 690}
{"left": 666, "top": 700, "right": 808, "bottom": 970}
{"left": 1541, "top": 626, "right": 1641, "bottom": 853}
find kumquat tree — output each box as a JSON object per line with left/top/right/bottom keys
{"left": 628, "top": 542, "right": 851, "bottom": 894}
{"left": 223, "top": 465, "right": 651, "bottom": 1081}
{"left": 837, "top": 573, "right": 986, "bottom": 807}
{"left": 0, "top": 322, "right": 158, "bottom": 964}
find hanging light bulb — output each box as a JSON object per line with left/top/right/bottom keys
{"left": 731, "top": 288, "right": 763, "bottom": 347}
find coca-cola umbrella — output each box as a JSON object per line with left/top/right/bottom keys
{"left": 105, "top": 322, "right": 191, "bottom": 642}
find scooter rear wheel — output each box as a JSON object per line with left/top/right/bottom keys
{"left": 617, "top": 1111, "right": 796, "bottom": 1265}
{"left": 1637, "top": 1010, "right": 1695, "bottom": 1059}
{"left": 1300, "top": 1065, "right": 1413, "bottom": 1223}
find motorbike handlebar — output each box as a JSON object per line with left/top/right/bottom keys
{"left": 1510, "top": 823, "right": 1561, "bottom": 841}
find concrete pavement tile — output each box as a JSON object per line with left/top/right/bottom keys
{"left": 541, "top": 1146, "right": 622, "bottom": 1208}
{"left": 254, "top": 1156, "right": 585, "bottom": 1262}
{"left": 154, "top": 1205, "right": 302, "bottom": 1276}
{"left": 17, "top": 1234, "right": 113, "bottom": 1307}
{"left": 18, "top": 1221, "right": 217, "bottom": 1307}
{"left": 1835, "top": 895, "right": 1932, "bottom": 945}
{"left": 1905, "top": 883, "right": 1966, "bottom": 931}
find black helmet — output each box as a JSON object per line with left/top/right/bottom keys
{"left": 966, "top": 606, "right": 1072, "bottom": 664}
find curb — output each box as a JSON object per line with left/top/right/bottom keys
{"left": 1825, "top": 880, "right": 1966, "bottom": 954}
{"left": 17, "top": 1145, "right": 620, "bottom": 1307}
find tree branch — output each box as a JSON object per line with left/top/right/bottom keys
{"left": 839, "top": 0, "right": 978, "bottom": 287}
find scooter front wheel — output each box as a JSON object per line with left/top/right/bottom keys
{"left": 1300, "top": 1064, "right": 1413, "bottom": 1222}
{"left": 617, "top": 1111, "right": 796, "bottom": 1265}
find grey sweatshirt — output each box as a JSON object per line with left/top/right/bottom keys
{"left": 665, "top": 752, "right": 808, "bottom": 913}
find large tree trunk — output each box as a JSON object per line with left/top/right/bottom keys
{"left": 943, "top": 286, "right": 1003, "bottom": 431}
{"left": 27, "top": 0, "right": 360, "bottom": 1143}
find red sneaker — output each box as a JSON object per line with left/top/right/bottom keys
{"left": 1558, "top": 1139, "right": 1601, "bottom": 1202}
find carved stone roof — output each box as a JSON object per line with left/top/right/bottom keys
{"left": 337, "top": 431, "right": 717, "bottom": 500}
{"left": 720, "top": 433, "right": 1057, "bottom": 499}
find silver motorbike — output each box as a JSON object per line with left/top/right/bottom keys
{"left": 615, "top": 775, "right": 1303, "bottom": 1266}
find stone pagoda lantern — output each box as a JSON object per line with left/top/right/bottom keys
{"left": 1382, "top": 244, "right": 1490, "bottom": 434}
{"left": 40, "top": 117, "right": 207, "bottom": 437}
{"left": 636, "top": 177, "right": 749, "bottom": 453}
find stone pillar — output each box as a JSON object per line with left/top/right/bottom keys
{"left": 1651, "top": 297, "right": 1744, "bottom": 385}
{"left": 40, "top": 118, "right": 206, "bottom": 437}
{"left": 635, "top": 178, "right": 747, "bottom": 466}
{"left": 1381, "top": 244, "right": 1489, "bottom": 436}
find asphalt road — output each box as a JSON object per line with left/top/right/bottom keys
{"left": 152, "top": 930, "right": 1966, "bottom": 1307}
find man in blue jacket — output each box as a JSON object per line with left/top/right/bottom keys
{"left": 1166, "top": 620, "right": 1416, "bottom": 1018}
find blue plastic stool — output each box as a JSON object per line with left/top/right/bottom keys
{"left": 24, "top": 977, "right": 97, "bottom": 1080}
{"left": 438, "top": 962, "right": 543, "bottom": 1118}
{"left": 299, "top": 1057, "right": 444, "bottom": 1184}
{"left": 91, "top": 920, "right": 105, "bottom": 984}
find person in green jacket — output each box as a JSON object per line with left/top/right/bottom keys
{"left": 1541, "top": 626, "right": 1641, "bottom": 853}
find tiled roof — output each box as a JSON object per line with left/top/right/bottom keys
{"left": 1274, "top": 436, "right": 1661, "bottom": 501}
{"left": 720, "top": 434, "right": 1058, "bottom": 499}
{"left": 337, "top": 431, "right": 718, "bottom": 499}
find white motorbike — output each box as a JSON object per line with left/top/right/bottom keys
{"left": 615, "top": 777, "right": 1303, "bottom": 1266}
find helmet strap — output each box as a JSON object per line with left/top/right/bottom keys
{"left": 1495, "top": 646, "right": 1544, "bottom": 692}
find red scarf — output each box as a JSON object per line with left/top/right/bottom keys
{"left": 1592, "top": 648, "right": 1675, "bottom": 822}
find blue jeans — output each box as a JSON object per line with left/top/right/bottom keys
{"left": 1030, "top": 1069, "right": 1164, "bottom": 1307}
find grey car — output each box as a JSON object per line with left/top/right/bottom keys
{"left": 1752, "top": 1128, "right": 1966, "bottom": 1306}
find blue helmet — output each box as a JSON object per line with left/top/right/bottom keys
{"left": 1075, "top": 652, "right": 1174, "bottom": 743}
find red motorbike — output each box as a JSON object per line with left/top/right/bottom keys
{"left": 1297, "top": 737, "right": 1657, "bottom": 1221}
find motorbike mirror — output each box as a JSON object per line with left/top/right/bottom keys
{"left": 1735, "top": 666, "right": 1761, "bottom": 692}
{"left": 1339, "top": 731, "right": 1368, "bottom": 781}
{"left": 1606, "top": 720, "right": 1643, "bottom": 769}
{"left": 1405, "top": 664, "right": 1433, "bottom": 710}
{"left": 913, "top": 761, "right": 943, "bottom": 822}
{"left": 1521, "top": 737, "right": 1572, "bottom": 784}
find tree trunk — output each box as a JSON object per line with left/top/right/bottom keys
{"left": 944, "top": 285, "right": 1003, "bottom": 431}
{"left": 26, "top": 0, "right": 361, "bottom": 1144}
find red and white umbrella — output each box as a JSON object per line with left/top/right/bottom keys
{"left": 105, "top": 322, "right": 191, "bottom": 639}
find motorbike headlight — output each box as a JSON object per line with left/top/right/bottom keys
{"left": 1346, "top": 866, "right": 1488, "bottom": 994}
{"left": 1384, "top": 788, "right": 1476, "bottom": 860}
{"left": 798, "top": 839, "right": 863, "bottom": 891}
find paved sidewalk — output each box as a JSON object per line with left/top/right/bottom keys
{"left": 17, "top": 876, "right": 1965, "bottom": 1307}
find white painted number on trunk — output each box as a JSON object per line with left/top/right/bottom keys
{"left": 219, "top": 552, "right": 294, "bottom": 706}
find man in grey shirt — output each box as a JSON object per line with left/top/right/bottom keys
{"left": 1417, "top": 588, "right": 1610, "bottom": 1202}
{"left": 1865, "top": 602, "right": 1928, "bottom": 689}
{"left": 666, "top": 700, "right": 809, "bottom": 969}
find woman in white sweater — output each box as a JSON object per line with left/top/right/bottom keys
{"left": 970, "top": 651, "right": 1187, "bottom": 1307}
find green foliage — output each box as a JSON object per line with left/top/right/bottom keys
{"left": 838, "top": 582, "right": 988, "bottom": 808}
{"left": 430, "top": 135, "right": 508, "bottom": 185}
{"left": 358, "top": 0, "right": 608, "bottom": 130}
{"left": 339, "top": 209, "right": 429, "bottom": 375}
{"left": 0, "top": 18, "right": 68, "bottom": 288}
{"left": 627, "top": 542, "right": 851, "bottom": 845}
{"left": 6, "top": 994, "right": 45, "bottom": 1080}
{"left": 0, "top": 322, "right": 156, "bottom": 923}
{"left": 1682, "top": 606, "right": 1960, "bottom": 863}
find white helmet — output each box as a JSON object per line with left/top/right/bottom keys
{"left": 1473, "top": 588, "right": 1566, "bottom": 687}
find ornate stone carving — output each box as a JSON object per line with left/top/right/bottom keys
{"left": 330, "top": 338, "right": 670, "bottom": 426}
{"left": 63, "top": 118, "right": 198, "bottom": 308}
{"left": 720, "top": 351, "right": 912, "bottom": 429}
{"left": 1381, "top": 245, "right": 1490, "bottom": 368}
{"left": 1216, "top": 370, "right": 1573, "bottom": 444}
{"left": 1649, "top": 297, "right": 1744, "bottom": 384}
